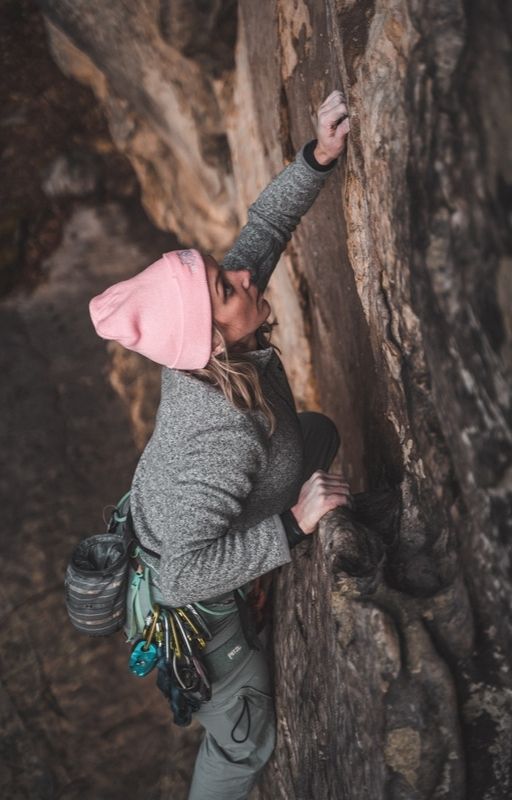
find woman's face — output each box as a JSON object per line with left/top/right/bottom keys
{"left": 204, "top": 255, "right": 271, "bottom": 351}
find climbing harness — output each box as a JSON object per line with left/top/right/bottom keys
{"left": 128, "top": 598, "right": 213, "bottom": 725}
{"left": 65, "top": 489, "right": 262, "bottom": 725}
{"left": 119, "top": 492, "right": 262, "bottom": 726}
{"left": 126, "top": 566, "right": 256, "bottom": 726}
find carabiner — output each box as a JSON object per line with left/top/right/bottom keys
{"left": 176, "top": 608, "right": 206, "bottom": 649}
{"left": 171, "top": 609, "right": 194, "bottom": 657}
{"left": 184, "top": 604, "right": 213, "bottom": 641}
{"left": 191, "top": 654, "right": 211, "bottom": 697}
{"left": 143, "top": 604, "right": 160, "bottom": 651}
{"left": 168, "top": 610, "right": 182, "bottom": 659}
{"left": 173, "top": 652, "right": 198, "bottom": 691}
{"left": 161, "top": 610, "right": 171, "bottom": 663}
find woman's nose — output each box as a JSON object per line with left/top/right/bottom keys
{"left": 239, "top": 270, "right": 252, "bottom": 290}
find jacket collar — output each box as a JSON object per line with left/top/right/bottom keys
{"left": 242, "top": 343, "right": 276, "bottom": 374}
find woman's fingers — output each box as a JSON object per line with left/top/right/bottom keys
{"left": 319, "top": 482, "right": 351, "bottom": 497}
{"left": 324, "top": 493, "right": 352, "bottom": 511}
{"left": 315, "top": 472, "right": 353, "bottom": 506}
{"left": 337, "top": 116, "right": 350, "bottom": 135}
{"left": 311, "top": 471, "right": 351, "bottom": 486}
{"left": 320, "top": 100, "right": 345, "bottom": 116}
{"left": 319, "top": 99, "right": 347, "bottom": 118}
{"left": 322, "top": 485, "right": 351, "bottom": 496}
{"left": 312, "top": 470, "right": 347, "bottom": 478}
{"left": 315, "top": 88, "right": 350, "bottom": 159}
{"left": 293, "top": 466, "right": 355, "bottom": 531}
{"left": 319, "top": 93, "right": 347, "bottom": 116}
{"left": 321, "top": 90, "right": 346, "bottom": 108}
{"left": 322, "top": 105, "right": 349, "bottom": 131}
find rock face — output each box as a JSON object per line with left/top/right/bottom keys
{"left": 24, "top": 0, "right": 512, "bottom": 798}
{"left": 38, "top": 0, "right": 239, "bottom": 254}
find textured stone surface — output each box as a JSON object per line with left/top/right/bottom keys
{"left": 255, "top": 1, "right": 512, "bottom": 798}
{"left": 38, "top": 0, "right": 239, "bottom": 254}
{"left": 4, "top": 0, "right": 512, "bottom": 797}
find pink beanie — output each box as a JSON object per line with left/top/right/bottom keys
{"left": 89, "top": 249, "right": 212, "bottom": 369}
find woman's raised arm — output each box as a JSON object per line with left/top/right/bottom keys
{"left": 222, "top": 90, "right": 349, "bottom": 292}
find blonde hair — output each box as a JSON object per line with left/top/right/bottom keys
{"left": 185, "top": 319, "right": 280, "bottom": 437}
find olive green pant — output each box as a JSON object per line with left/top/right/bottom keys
{"left": 186, "top": 411, "right": 340, "bottom": 800}
{"left": 187, "top": 611, "right": 275, "bottom": 800}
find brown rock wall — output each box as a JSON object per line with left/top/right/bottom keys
{"left": 39, "top": 0, "right": 238, "bottom": 253}
{"left": 231, "top": 1, "right": 512, "bottom": 798}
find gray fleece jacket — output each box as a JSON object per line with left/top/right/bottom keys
{"left": 130, "top": 141, "right": 337, "bottom": 606}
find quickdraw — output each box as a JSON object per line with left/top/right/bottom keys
{"left": 128, "top": 600, "right": 213, "bottom": 726}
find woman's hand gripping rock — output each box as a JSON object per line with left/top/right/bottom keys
{"left": 313, "top": 89, "right": 350, "bottom": 165}
{"left": 291, "top": 470, "right": 352, "bottom": 535}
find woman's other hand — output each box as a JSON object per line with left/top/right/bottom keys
{"left": 291, "top": 470, "right": 352, "bottom": 534}
{"left": 314, "top": 90, "right": 350, "bottom": 166}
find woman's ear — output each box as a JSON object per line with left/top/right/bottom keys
{"left": 212, "top": 329, "right": 225, "bottom": 357}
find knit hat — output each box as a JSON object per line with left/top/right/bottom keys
{"left": 89, "top": 249, "right": 212, "bottom": 369}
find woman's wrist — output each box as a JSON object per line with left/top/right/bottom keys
{"left": 302, "top": 139, "right": 338, "bottom": 173}
{"left": 313, "top": 144, "right": 335, "bottom": 167}
{"left": 280, "top": 509, "right": 310, "bottom": 548}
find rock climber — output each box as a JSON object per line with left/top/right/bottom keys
{"left": 89, "top": 89, "right": 351, "bottom": 800}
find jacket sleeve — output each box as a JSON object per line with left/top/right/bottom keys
{"left": 155, "top": 419, "right": 292, "bottom": 606}
{"left": 221, "top": 139, "right": 338, "bottom": 293}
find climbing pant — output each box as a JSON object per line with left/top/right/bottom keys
{"left": 185, "top": 410, "right": 340, "bottom": 800}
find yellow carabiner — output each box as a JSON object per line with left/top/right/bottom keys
{"left": 176, "top": 607, "right": 206, "bottom": 649}
{"left": 143, "top": 604, "right": 160, "bottom": 651}
{"left": 176, "top": 607, "right": 199, "bottom": 633}
{"left": 168, "top": 611, "right": 181, "bottom": 659}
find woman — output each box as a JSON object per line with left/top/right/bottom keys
{"left": 90, "top": 90, "right": 351, "bottom": 800}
